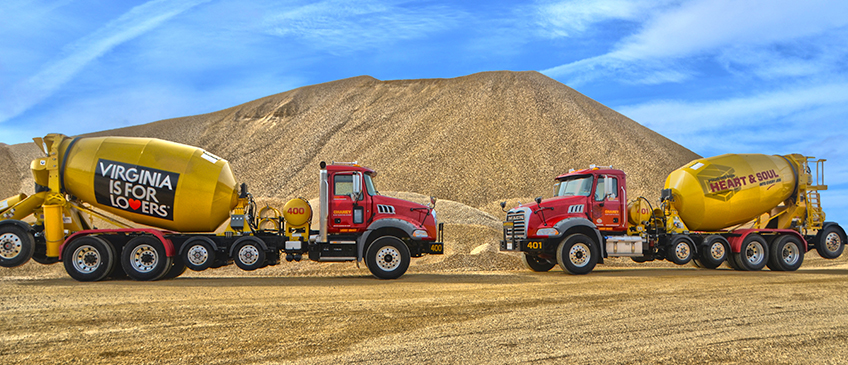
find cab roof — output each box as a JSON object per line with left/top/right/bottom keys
{"left": 555, "top": 167, "right": 623, "bottom": 180}
{"left": 325, "top": 164, "right": 376, "bottom": 175}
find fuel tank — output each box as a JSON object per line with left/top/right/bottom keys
{"left": 54, "top": 135, "right": 239, "bottom": 232}
{"left": 664, "top": 154, "right": 798, "bottom": 231}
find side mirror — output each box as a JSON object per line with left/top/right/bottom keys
{"left": 429, "top": 196, "right": 437, "bottom": 209}
{"left": 351, "top": 173, "right": 363, "bottom": 201}
{"left": 535, "top": 197, "right": 542, "bottom": 205}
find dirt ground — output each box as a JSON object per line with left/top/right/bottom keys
{"left": 1, "top": 257, "right": 847, "bottom": 365}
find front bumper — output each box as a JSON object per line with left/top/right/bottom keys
{"left": 420, "top": 223, "right": 445, "bottom": 255}
{"left": 500, "top": 238, "right": 545, "bottom": 253}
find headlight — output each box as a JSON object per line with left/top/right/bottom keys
{"left": 536, "top": 228, "right": 559, "bottom": 237}
{"left": 412, "top": 229, "right": 429, "bottom": 238}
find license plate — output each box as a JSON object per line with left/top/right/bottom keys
{"left": 503, "top": 222, "right": 514, "bottom": 227}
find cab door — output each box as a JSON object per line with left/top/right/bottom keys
{"left": 328, "top": 172, "right": 370, "bottom": 233}
{"left": 591, "top": 175, "right": 625, "bottom": 231}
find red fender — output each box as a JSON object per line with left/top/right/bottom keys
{"left": 726, "top": 229, "right": 807, "bottom": 253}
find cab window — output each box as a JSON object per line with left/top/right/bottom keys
{"left": 334, "top": 174, "right": 353, "bottom": 196}
{"left": 595, "top": 177, "right": 618, "bottom": 201}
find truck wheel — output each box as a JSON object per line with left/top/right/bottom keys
{"left": 182, "top": 238, "right": 216, "bottom": 271}
{"left": 62, "top": 236, "right": 116, "bottom": 282}
{"left": 522, "top": 253, "right": 555, "bottom": 272}
{"left": 122, "top": 235, "right": 172, "bottom": 281}
{"left": 0, "top": 224, "right": 34, "bottom": 268}
{"left": 698, "top": 235, "right": 728, "bottom": 269}
{"left": 735, "top": 234, "right": 768, "bottom": 271}
{"left": 556, "top": 233, "right": 597, "bottom": 275}
{"left": 767, "top": 235, "right": 804, "bottom": 271}
{"left": 233, "top": 238, "right": 266, "bottom": 271}
{"left": 816, "top": 225, "right": 845, "bottom": 259}
{"left": 365, "top": 236, "right": 410, "bottom": 279}
{"left": 726, "top": 251, "right": 742, "bottom": 270}
{"left": 161, "top": 259, "right": 187, "bottom": 279}
{"left": 666, "top": 235, "right": 695, "bottom": 265}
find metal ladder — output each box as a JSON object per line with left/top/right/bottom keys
{"left": 806, "top": 190, "right": 824, "bottom": 230}
{"left": 805, "top": 158, "right": 827, "bottom": 230}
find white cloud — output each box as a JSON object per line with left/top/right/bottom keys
{"left": 542, "top": 0, "right": 848, "bottom": 85}
{"left": 263, "top": 0, "right": 465, "bottom": 54}
{"left": 619, "top": 82, "right": 848, "bottom": 133}
{"left": 0, "top": 0, "right": 211, "bottom": 124}
{"left": 534, "top": 0, "right": 666, "bottom": 38}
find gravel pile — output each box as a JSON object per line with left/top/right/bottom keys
{"left": 0, "top": 144, "right": 19, "bottom": 199}
{"left": 0, "top": 71, "right": 700, "bottom": 275}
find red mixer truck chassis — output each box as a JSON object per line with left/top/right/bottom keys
{"left": 0, "top": 134, "right": 443, "bottom": 281}
{"left": 500, "top": 154, "right": 846, "bottom": 274}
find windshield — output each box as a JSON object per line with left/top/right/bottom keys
{"left": 364, "top": 174, "right": 378, "bottom": 196}
{"left": 555, "top": 176, "right": 593, "bottom": 197}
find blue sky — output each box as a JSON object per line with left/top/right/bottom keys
{"left": 1, "top": 0, "right": 846, "bottom": 223}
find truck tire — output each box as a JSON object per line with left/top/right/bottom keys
{"left": 122, "top": 235, "right": 172, "bottom": 281}
{"left": 767, "top": 235, "right": 804, "bottom": 271}
{"left": 365, "top": 236, "right": 410, "bottom": 279}
{"left": 233, "top": 238, "right": 266, "bottom": 271}
{"left": 726, "top": 251, "right": 742, "bottom": 270}
{"left": 0, "top": 224, "right": 34, "bottom": 268}
{"left": 182, "top": 238, "right": 216, "bottom": 271}
{"left": 522, "top": 253, "right": 555, "bottom": 272}
{"left": 62, "top": 236, "right": 116, "bottom": 282}
{"left": 666, "top": 235, "right": 695, "bottom": 265}
{"left": 556, "top": 233, "right": 597, "bottom": 275}
{"left": 161, "top": 259, "right": 187, "bottom": 279}
{"left": 698, "top": 235, "right": 728, "bottom": 270}
{"left": 735, "top": 234, "right": 769, "bottom": 271}
{"left": 816, "top": 225, "right": 845, "bottom": 259}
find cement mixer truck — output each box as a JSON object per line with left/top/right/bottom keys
{"left": 0, "top": 134, "right": 443, "bottom": 281}
{"left": 500, "top": 154, "right": 845, "bottom": 274}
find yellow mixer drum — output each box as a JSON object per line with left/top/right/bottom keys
{"left": 57, "top": 136, "right": 239, "bottom": 232}
{"left": 665, "top": 154, "right": 798, "bottom": 231}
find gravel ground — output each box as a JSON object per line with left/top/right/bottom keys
{"left": 1, "top": 263, "right": 847, "bottom": 365}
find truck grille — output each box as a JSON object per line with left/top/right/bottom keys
{"left": 504, "top": 212, "right": 526, "bottom": 241}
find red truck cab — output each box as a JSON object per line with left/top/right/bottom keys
{"left": 314, "top": 163, "right": 443, "bottom": 278}
{"left": 501, "top": 167, "right": 628, "bottom": 273}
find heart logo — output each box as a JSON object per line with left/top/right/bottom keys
{"left": 129, "top": 199, "right": 142, "bottom": 210}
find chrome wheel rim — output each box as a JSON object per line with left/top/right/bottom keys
{"left": 238, "top": 245, "right": 259, "bottom": 266}
{"left": 187, "top": 245, "right": 209, "bottom": 266}
{"left": 744, "top": 241, "right": 765, "bottom": 265}
{"left": 130, "top": 244, "right": 159, "bottom": 273}
{"left": 72, "top": 245, "right": 100, "bottom": 273}
{"left": 825, "top": 232, "right": 841, "bottom": 253}
{"left": 569, "top": 243, "right": 590, "bottom": 268}
{"left": 0, "top": 233, "right": 22, "bottom": 259}
{"left": 781, "top": 241, "right": 800, "bottom": 265}
{"left": 709, "top": 241, "right": 726, "bottom": 261}
{"left": 674, "top": 242, "right": 691, "bottom": 261}
{"left": 375, "top": 246, "right": 401, "bottom": 272}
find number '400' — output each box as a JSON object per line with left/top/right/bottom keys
{"left": 287, "top": 207, "right": 306, "bottom": 214}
